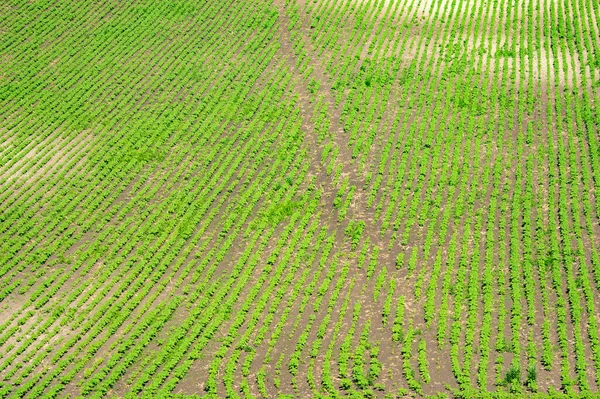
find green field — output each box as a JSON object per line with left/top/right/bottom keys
{"left": 1, "top": 0, "right": 600, "bottom": 397}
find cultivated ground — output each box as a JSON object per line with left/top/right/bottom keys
{"left": 1, "top": 0, "right": 600, "bottom": 398}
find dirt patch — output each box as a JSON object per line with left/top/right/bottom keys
{"left": 0, "top": 129, "right": 93, "bottom": 183}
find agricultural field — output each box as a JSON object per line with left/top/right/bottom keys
{"left": 1, "top": 0, "right": 600, "bottom": 397}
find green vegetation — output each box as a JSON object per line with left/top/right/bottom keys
{"left": 1, "top": 0, "right": 600, "bottom": 397}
